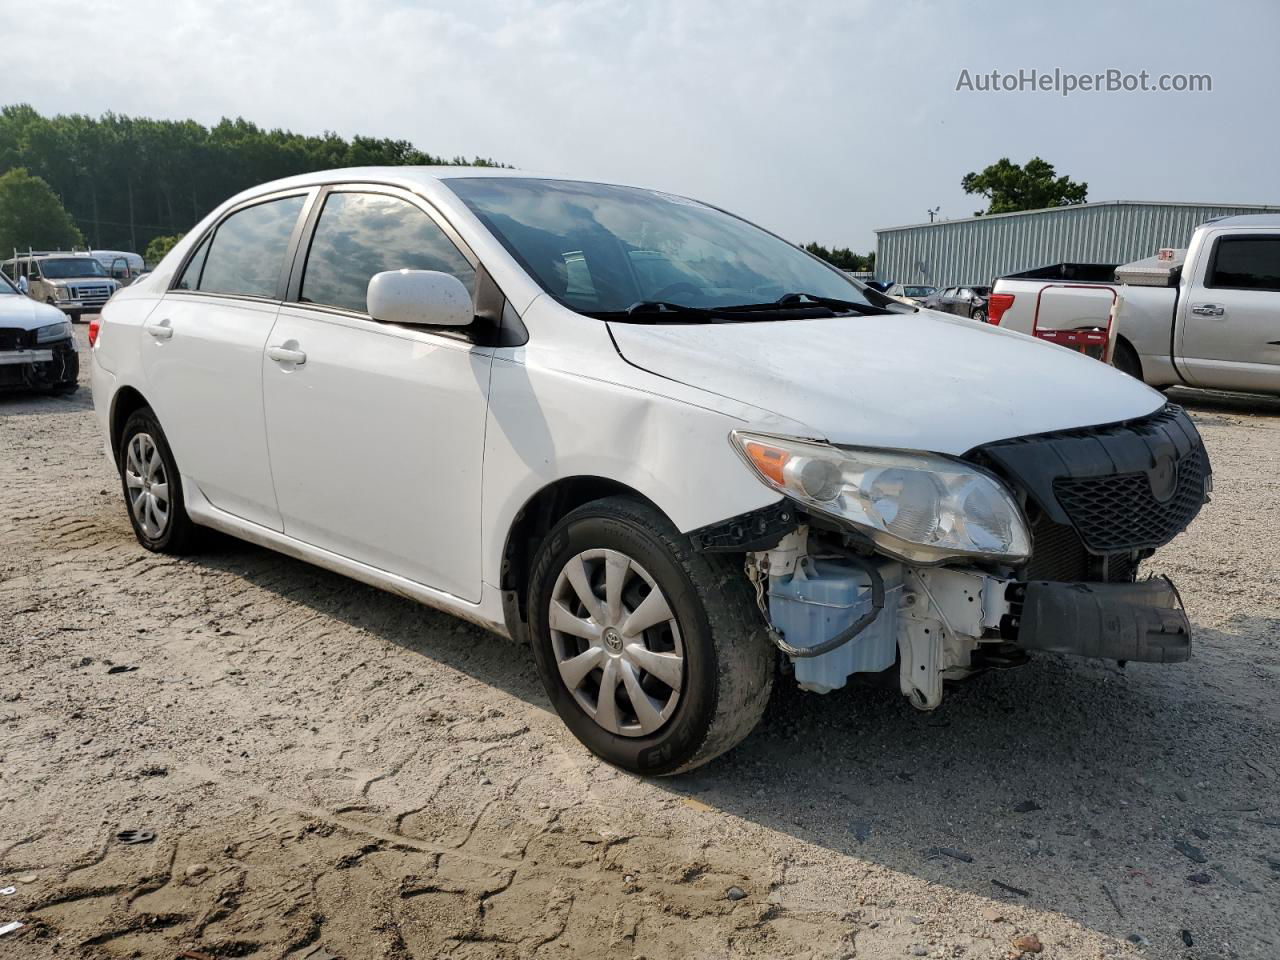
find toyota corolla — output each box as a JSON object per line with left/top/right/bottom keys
{"left": 90, "top": 169, "right": 1209, "bottom": 774}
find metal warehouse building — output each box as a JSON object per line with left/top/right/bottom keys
{"left": 875, "top": 200, "right": 1280, "bottom": 288}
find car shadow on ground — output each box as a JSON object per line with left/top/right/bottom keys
{"left": 1168, "top": 385, "right": 1280, "bottom": 418}
{"left": 189, "top": 531, "right": 1279, "bottom": 954}
{"left": 0, "top": 386, "right": 93, "bottom": 416}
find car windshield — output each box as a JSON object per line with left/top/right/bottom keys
{"left": 39, "top": 258, "right": 108, "bottom": 279}
{"left": 903, "top": 286, "right": 934, "bottom": 297}
{"left": 447, "top": 177, "right": 876, "bottom": 317}
{"left": 0, "top": 272, "right": 16, "bottom": 294}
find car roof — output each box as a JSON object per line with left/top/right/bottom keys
{"left": 1201, "top": 213, "right": 1280, "bottom": 229}
{"left": 217, "top": 166, "right": 672, "bottom": 212}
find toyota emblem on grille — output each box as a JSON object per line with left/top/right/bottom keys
{"left": 1149, "top": 451, "right": 1178, "bottom": 503}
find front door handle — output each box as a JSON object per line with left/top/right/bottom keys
{"left": 145, "top": 319, "right": 173, "bottom": 339}
{"left": 267, "top": 345, "right": 307, "bottom": 365}
{"left": 1190, "top": 303, "right": 1225, "bottom": 317}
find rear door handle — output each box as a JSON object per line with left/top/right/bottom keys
{"left": 267, "top": 345, "right": 307, "bottom": 365}
{"left": 1190, "top": 303, "right": 1225, "bottom": 317}
{"left": 145, "top": 319, "right": 173, "bottom": 339}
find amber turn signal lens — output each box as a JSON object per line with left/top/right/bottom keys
{"left": 742, "top": 439, "right": 790, "bottom": 485}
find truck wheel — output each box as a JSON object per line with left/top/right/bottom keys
{"left": 527, "top": 496, "right": 773, "bottom": 775}
{"left": 117, "top": 407, "right": 199, "bottom": 554}
{"left": 1113, "top": 340, "right": 1143, "bottom": 380}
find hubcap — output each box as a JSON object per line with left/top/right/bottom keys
{"left": 124, "top": 433, "right": 170, "bottom": 539}
{"left": 548, "top": 548, "right": 684, "bottom": 737}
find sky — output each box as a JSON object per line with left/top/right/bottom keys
{"left": 5, "top": 0, "right": 1278, "bottom": 249}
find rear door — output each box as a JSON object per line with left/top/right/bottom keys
{"left": 261, "top": 186, "right": 494, "bottom": 601}
{"left": 142, "top": 190, "right": 313, "bottom": 530}
{"left": 1180, "top": 231, "right": 1280, "bottom": 391}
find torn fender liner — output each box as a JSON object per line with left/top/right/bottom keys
{"left": 1015, "top": 578, "right": 1190, "bottom": 663}
{"left": 689, "top": 499, "right": 797, "bottom": 553}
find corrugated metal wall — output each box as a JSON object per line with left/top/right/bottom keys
{"left": 875, "top": 202, "right": 1280, "bottom": 287}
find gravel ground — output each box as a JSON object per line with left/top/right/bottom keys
{"left": 1, "top": 327, "right": 1278, "bottom": 960}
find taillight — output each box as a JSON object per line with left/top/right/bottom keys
{"left": 986, "top": 293, "right": 1015, "bottom": 325}
{"left": 88, "top": 316, "right": 101, "bottom": 347}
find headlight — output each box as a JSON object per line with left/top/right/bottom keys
{"left": 731, "top": 431, "right": 1030, "bottom": 564}
{"left": 35, "top": 320, "right": 73, "bottom": 343}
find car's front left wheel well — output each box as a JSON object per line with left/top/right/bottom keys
{"left": 499, "top": 477, "right": 663, "bottom": 640}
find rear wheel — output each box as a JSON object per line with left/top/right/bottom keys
{"left": 117, "top": 407, "right": 199, "bottom": 554}
{"left": 528, "top": 496, "right": 773, "bottom": 775}
{"left": 1113, "top": 339, "right": 1143, "bottom": 380}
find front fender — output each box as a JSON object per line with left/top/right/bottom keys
{"left": 480, "top": 355, "right": 783, "bottom": 587}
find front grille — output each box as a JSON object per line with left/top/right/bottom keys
{"left": 0, "top": 327, "right": 33, "bottom": 351}
{"left": 1026, "top": 512, "right": 1138, "bottom": 583}
{"left": 1053, "top": 445, "right": 1207, "bottom": 553}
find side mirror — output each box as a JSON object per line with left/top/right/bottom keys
{"left": 16, "top": 276, "right": 29, "bottom": 295}
{"left": 367, "top": 269, "right": 473, "bottom": 328}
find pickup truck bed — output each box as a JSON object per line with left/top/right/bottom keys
{"left": 990, "top": 215, "right": 1280, "bottom": 396}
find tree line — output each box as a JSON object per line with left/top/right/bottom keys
{"left": 0, "top": 104, "right": 503, "bottom": 256}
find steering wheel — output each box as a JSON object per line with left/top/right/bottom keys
{"left": 648, "top": 281, "right": 702, "bottom": 301}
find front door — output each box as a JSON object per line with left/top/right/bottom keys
{"left": 1180, "top": 232, "right": 1280, "bottom": 392}
{"left": 141, "top": 191, "right": 310, "bottom": 530}
{"left": 261, "top": 188, "right": 492, "bottom": 601}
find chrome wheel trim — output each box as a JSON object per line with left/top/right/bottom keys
{"left": 124, "top": 432, "right": 170, "bottom": 539}
{"left": 548, "top": 548, "right": 684, "bottom": 737}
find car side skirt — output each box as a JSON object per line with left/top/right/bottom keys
{"left": 183, "top": 481, "right": 512, "bottom": 639}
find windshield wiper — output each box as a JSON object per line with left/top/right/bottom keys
{"left": 585, "top": 300, "right": 723, "bottom": 323}
{"left": 624, "top": 300, "right": 718, "bottom": 317}
{"left": 715, "top": 293, "right": 886, "bottom": 315}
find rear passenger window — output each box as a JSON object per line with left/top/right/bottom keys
{"left": 194, "top": 195, "right": 306, "bottom": 298}
{"left": 1207, "top": 237, "right": 1280, "bottom": 292}
{"left": 299, "top": 191, "right": 475, "bottom": 314}
{"left": 175, "top": 234, "right": 212, "bottom": 291}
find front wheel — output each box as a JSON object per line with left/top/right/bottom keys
{"left": 117, "top": 407, "right": 199, "bottom": 554}
{"left": 528, "top": 496, "right": 773, "bottom": 775}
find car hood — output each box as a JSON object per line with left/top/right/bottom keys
{"left": 608, "top": 310, "right": 1165, "bottom": 455}
{"left": 0, "top": 295, "right": 65, "bottom": 331}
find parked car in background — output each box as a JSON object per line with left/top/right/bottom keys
{"left": 884, "top": 282, "right": 937, "bottom": 305}
{"left": 1, "top": 253, "right": 121, "bottom": 321}
{"left": 925, "top": 285, "right": 992, "bottom": 322}
{"left": 90, "top": 250, "right": 146, "bottom": 285}
{"left": 92, "top": 168, "right": 1208, "bottom": 775}
{"left": 990, "top": 215, "right": 1280, "bottom": 394}
{"left": 0, "top": 269, "right": 78, "bottom": 393}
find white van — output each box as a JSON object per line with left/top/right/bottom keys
{"left": 90, "top": 250, "right": 146, "bottom": 285}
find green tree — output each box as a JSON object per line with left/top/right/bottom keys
{"left": 144, "top": 233, "right": 184, "bottom": 265}
{"left": 961, "top": 157, "right": 1087, "bottom": 215}
{"left": 0, "top": 167, "right": 84, "bottom": 255}
{"left": 0, "top": 104, "right": 506, "bottom": 254}
{"left": 803, "top": 242, "right": 873, "bottom": 272}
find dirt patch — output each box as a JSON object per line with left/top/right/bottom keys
{"left": 1, "top": 334, "right": 1277, "bottom": 958}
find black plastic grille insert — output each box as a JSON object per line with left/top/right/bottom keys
{"left": 1052, "top": 445, "right": 1207, "bottom": 553}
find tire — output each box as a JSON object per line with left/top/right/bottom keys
{"left": 972, "top": 308, "right": 988, "bottom": 324}
{"left": 117, "top": 407, "right": 199, "bottom": 554}
{"left": 1113, "top": 340, "right": 1143, "bottom": 380}
{"left": 49, "top": 382, "right": 78, "bottom": 396}
{"left": 528, "top": 496, "right": 774, "bottom": 775}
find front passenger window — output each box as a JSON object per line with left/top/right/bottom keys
{"left": 299, "top": 191, "right": 476, "bottom": 315}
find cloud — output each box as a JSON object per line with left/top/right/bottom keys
{"left": 7, "top": 0, "right": 1279, "bottom": 249}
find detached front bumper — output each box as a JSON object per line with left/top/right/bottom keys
{"left": 1010, "top": 578, "right": 1191, "bottom": 663}
{"left": 0, "top": 341, "right": 79, "bottom": 391}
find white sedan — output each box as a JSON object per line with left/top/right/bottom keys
{"left": 90, "top": 168, "right": 1209, "bottom": 773}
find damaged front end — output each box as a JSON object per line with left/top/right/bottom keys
{"left": 0, "top": 324, "right": 79, "bottom": 392}
{"left": 695, "top": 404, "right": 1210, "bottom": 709}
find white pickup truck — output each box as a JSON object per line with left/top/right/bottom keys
{"left": 989, "top": 214, "right": 1280, "bottom": 395}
